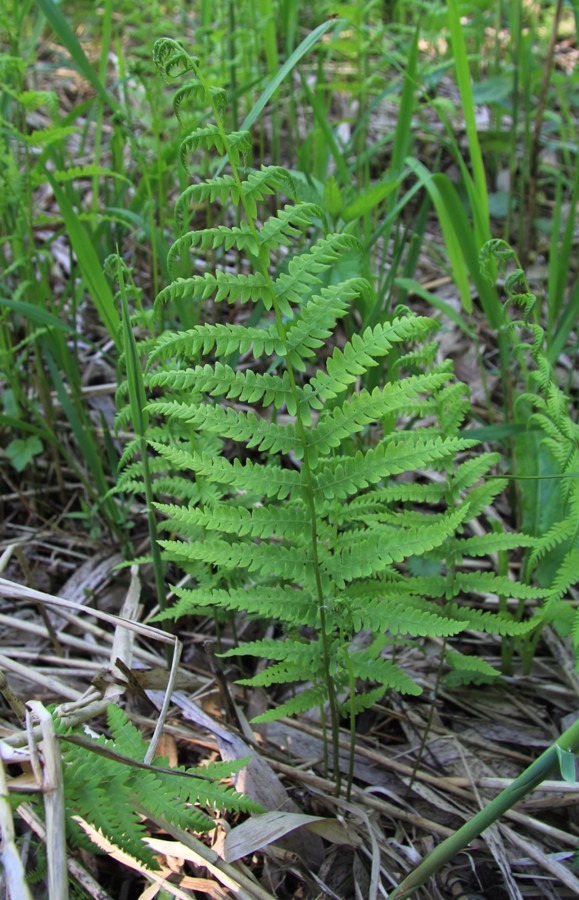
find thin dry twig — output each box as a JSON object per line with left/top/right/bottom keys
{"left": 271, "top": 759, "right": 455, "bottom": 839}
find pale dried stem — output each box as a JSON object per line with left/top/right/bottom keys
{"left": 0, "top": 755, "right": 33, "bottom": 900}
{"left": 27, "top": 701, "right": 69, "bottom": 900}
{"left": 0, "top": 653, "right": 82, "bottom": 701}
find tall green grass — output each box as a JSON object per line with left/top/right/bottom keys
{"left": 0, "top": 0, "right": 571, "bottom": 643}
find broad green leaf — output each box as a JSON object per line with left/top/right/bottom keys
{"left": 5, "top": 436, "right": 43, "bottom": 472}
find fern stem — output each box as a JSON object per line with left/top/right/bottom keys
{"left": 200, "top": 69, "right": 343, "bottom": 790}
{"left": 340, "top": 628, "right": 357, "bottom": 802}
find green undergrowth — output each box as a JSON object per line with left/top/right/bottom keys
{"left": 3, "top": 0, "right": 577, "bottom": 538}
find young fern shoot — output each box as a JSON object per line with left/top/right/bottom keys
{"left": 130, "top": 40, "right": 535, "bottom": 792}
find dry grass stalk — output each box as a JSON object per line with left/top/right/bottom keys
{"left": 0, "top": 571, "right": 182, "bottom": 761}
{"left": 27, "top": 701, "right": 69, "bottom": 900}
{"left": 0, "top": 753, "right": 33, "bottom": 900}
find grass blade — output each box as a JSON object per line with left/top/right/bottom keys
{"left": 0, "top": 298, "right": 75, "bottom": 333}
{"left": 46, "top": 173, "right": 120, "bottom": 346}
{"left": 447, "top": 0, "right": 490, "bottom": 226}
{"left": 391, "top": 716, "right": 579, "bottom": 898}
{"left": 240, "top": 19, "right": 343, "bottom": 134}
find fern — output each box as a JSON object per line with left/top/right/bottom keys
{"left": 480, "top": 240, "right": 579, "bottom": 669}
{"left": 120, "top": 45, "right": 539, "bottom": 788}
{"left": 60, "top": 705, "right": 260, "bottom": 869}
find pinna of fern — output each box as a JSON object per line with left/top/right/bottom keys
{"left": 123, "top": 43, "right": 539, "bottom": 787}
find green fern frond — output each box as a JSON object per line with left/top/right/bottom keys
{"left": 572, "top": 609, "right": 579, "bottom": 656}
{"left": 394, "top": 341, "right": 438, "bottom": 373}
{"left": 340, "top": 483, "right": 449, "bottom": 515}
{"left": 222, "top": 638, "right": 323, "bottom": 687}
{"left": 348, "top": 598, "right": 466, "bottom": 637}
{"left": 459, "top": 479, "right": 505, "bottom": 518}
{"left": 31, "top": 164, "right": 131, "bottom": 187}
{"left": 274, "top": 233, "right": 361, "bottom": 308}
{"left": 155, "top": 584, "right": 316, "bottom": 625}
{"left": 61, "top": 705, "right": 260, "bottom": 869}
{"left": 527, "top": 518, "right": 575, "bottom": 568}
{"left": 22, "top": 125, "right": 78, "bottom": 147}
{"left": 147, "top": 442, "right": 303, "bottom": 499}
{"left": 115, "top": 74, "right": 556, "bottom": 781}
{"left": 117, "top": 449, "right": 193, "bottom": 484}
{"left": 445, "top": 649, "right": 499, "bottom": 678}
{"left": 175, "top": 166, "right": 289, "bottom": 220}
{"left": 549, "top": 549, "right": 579, "bottom": 600}
{"left": 237, "top": 661, "right": 310, "bottom": 688}
{"left": 440, "top": 604, "right": 535, "bottom": 636}
{"left": 169, "top": 204, "right": 322, "bottom": 275}
{"left": 324, "top": 507, "right": 468, "bottom": 586}
{"left": 283, "top": 285, "right": 354, "bottom": 370}
{"left": 451, "top": 452, "right": 501, "bottom": 492}
{"left": 14, "top": 88, "right": 58, "bottom": 113}
{"left": 222, "top": 636, "right": 320, "bottom": 665}
{"left": 257, "top": 202, "right": 322, "bottom": 255}
{"left": 173, "top": 82, "right": 227, "bottom": 123}
{"left": 450, "top": 531, "right": 538, "bottom": 556}
{"left": 168, "top": 222, "right": 260, "bottom": 273}
{"left": 435, "top": 382, "right": 472, "bottom": 433}
{"left": 310, "top": 316, "right": 438, "bottom": 400}
{"left": 149, "top": 362, "right": 297, "bottom": 411}
{"left": 156, "top": 499, "right": 311, "bottom": 540}
{"left": 363, "top": 575, "right": 448, "bottom": 599}
{"left": 307, "top": 372, "right": 455, "bottom": 460}
{"left": 147, "top": 400, "right": 302, "bottom": 456}
{"left": 341, "top": 686, "right": 388, "bottom": 717}
{"left": 158, "top": 537, "right": 315, "bottom": 584}
{"left": 153, "top": 37, "right": 199, "bottom": 79}
{"left": 454, "top": 571, "right": 552, "bottom": 601}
